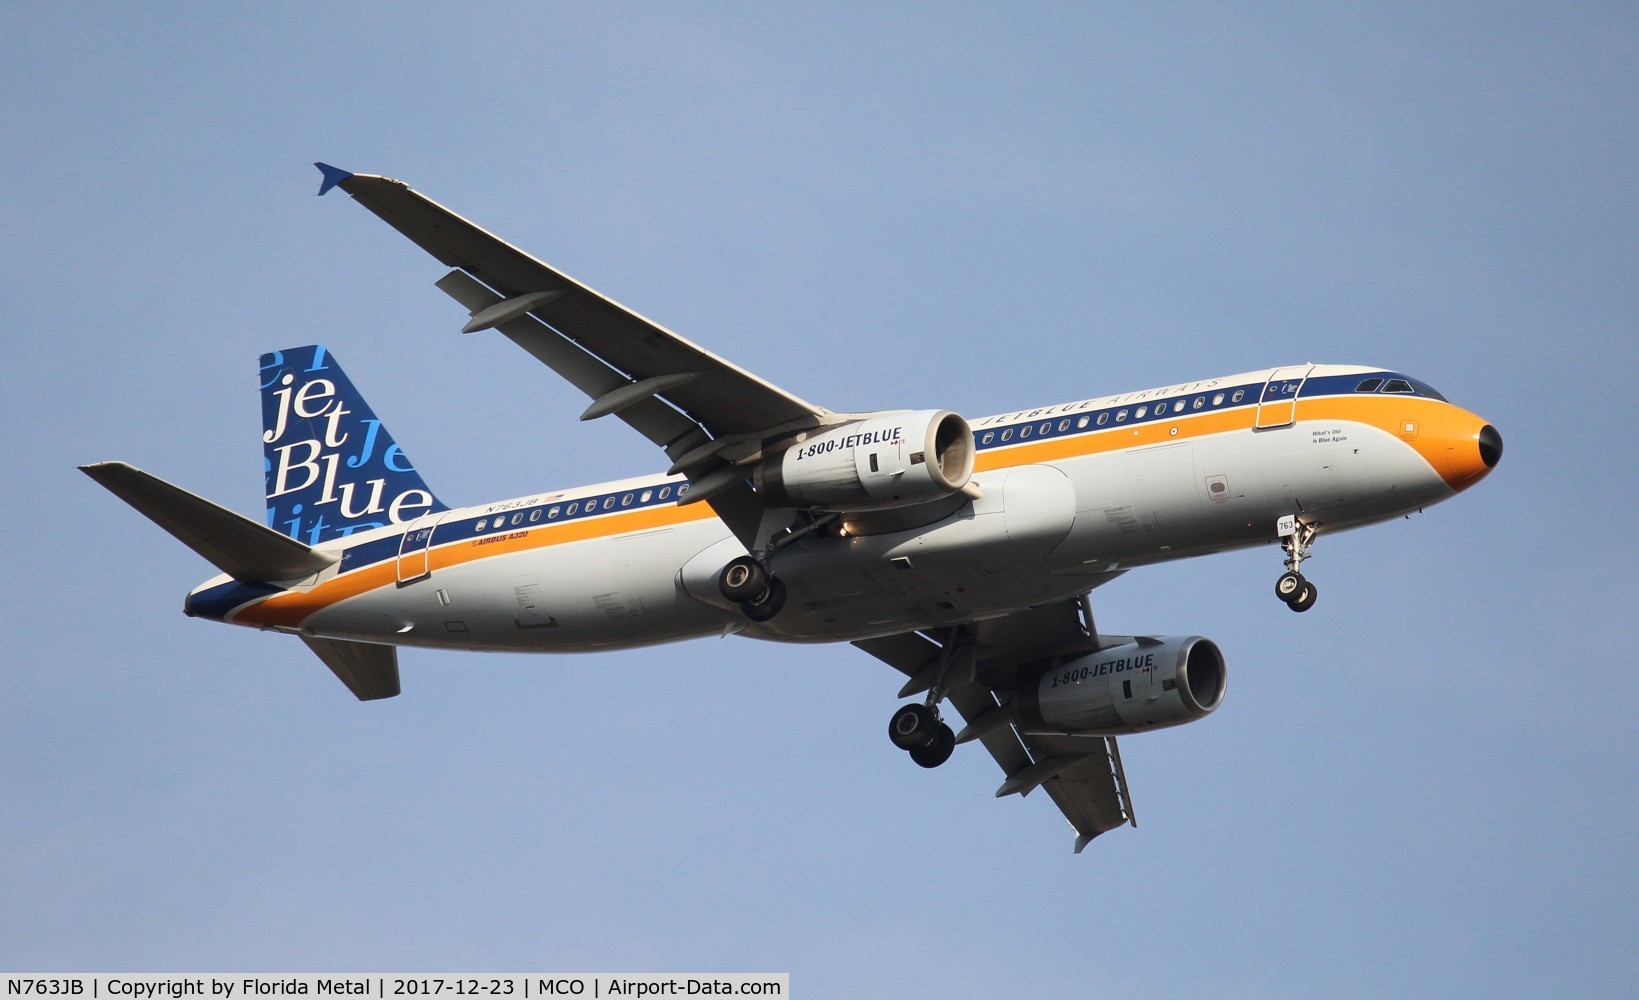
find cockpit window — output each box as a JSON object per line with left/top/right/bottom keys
{"left": 1407, "top": 377, "right": 1448, "bottom": 402}
{"left": 1382, "top": 378, "right": 1415, "bottom": 394}
{"left": 1355, "top": 377, "right": 1384, "bottom": 393}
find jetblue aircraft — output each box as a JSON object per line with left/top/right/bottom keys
{"left": 83, "top": 164, "right": 1502, "bottom": 851}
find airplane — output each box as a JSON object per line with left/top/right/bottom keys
{"left": 82, "top": 163, "right": 1503, "bottom": 852}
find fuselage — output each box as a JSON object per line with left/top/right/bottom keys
{"left": 186, "top": 364, "right": 1498, "bottom": 651}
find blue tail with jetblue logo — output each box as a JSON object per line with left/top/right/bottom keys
{"left": 260, "top": 345, "right": 448, "bottom": 545}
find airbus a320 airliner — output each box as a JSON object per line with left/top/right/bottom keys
{"left": 84, "top": 164, "right": 1502, "bottom": 851}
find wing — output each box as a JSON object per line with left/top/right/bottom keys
{"left": 317, "top": 164, "right": 843, "bottom": 542}
{"left": 853, "top": 589, "right": 1141, "bottom": 853}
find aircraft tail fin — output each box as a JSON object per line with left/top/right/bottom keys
{"left": 80, "top": 461, "right": 338, "bottom": 582}
{"left": 260, "top": 345, "right": 448, "bottom": 545}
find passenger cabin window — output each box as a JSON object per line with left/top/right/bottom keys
{"left": 658, "top": 487, "right": 671, "bottom": 500}
{"left": 1193, "top": 396, "right": 1205, "bottom": 409}
{"left": 548, "top": 506, "right": 561, "bottom": 519}
{"left": 1135, "top": 405, "right": 1148, "bottom": 419}
{"left": 1077, "top": 415, "right": 1090, "bottom": 429}
{"left": 1096, "top": 413, "right": 1109, "bottom": 426}
{"left": 1001, "top": 429, "right": 1013, "bottom": 441}
{"left": 1231, "top": 390, "right": 1245, "bottom": 403}
{"left": 640, "top": 490, "right": 652, "bottom": 503}
{"left": 1116, "top": 409, "right": 1129, "bottom": 423}
{"left": 1020, "top": 425, "right": 1032, "bottom": 439}
{"left": 1355, "top": 378, "right": 1384, "bottom": 393}
{"left": 1382, "top": 378, "right": 1415, "bottom": 394}
{"left": 566, "top": 503, "right": 578, "bottom": 515}
{"left": 1212, "top": 392, "right": 1225, "bottom": 406}
{"left": 1039, "top": 421, "right": 1052, "bottom": 434}
{"left": 981, "top": 431, "right": 994, "bottom": 445}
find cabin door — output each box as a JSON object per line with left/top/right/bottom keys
{"left": 395, "top": 512, "right": 448, "bottom": 584}
{"left": 1255, "top": 365, "right": 1314, "bottom": 429}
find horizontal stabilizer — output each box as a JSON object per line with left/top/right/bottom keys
{"left": 301, "top": 636, "right": 401, "bottom": 700}
{"left": 80, "top": 461, "right": 338, "bottom": 582}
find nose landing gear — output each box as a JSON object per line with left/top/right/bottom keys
{"left": 1276, "top": 515, "right": 1320, "bottom": 613}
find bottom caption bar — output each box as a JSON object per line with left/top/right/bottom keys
{"left": 3, "top": 977, "right": 787, "bottom": 1000}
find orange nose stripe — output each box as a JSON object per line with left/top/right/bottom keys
{"left": 1424, "top": 406, "right": 1498, "bottom": 491}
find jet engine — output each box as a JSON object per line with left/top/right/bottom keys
{"left": 1014, "top": 636, "right": 1226, "bottom": 736}
{"left": 753, "top": 409, "right": 975, "bottom": 511}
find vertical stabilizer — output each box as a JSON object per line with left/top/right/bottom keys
{"left": 260, "top": 345, "right": 447, "bottom": 544}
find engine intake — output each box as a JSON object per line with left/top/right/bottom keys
{"left": 1014, "top": 636, "right": 1226, "bottom": 737}
{"left": 754, "top": 409, "right": 974, "bottom": 511}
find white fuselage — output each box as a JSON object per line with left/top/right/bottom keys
{"left": 190, "top": 364, "right": 1492, "bottom": 651}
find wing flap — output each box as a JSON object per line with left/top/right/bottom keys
{"left": 1031, "top": 734, "right": 1135, "bottom": 850}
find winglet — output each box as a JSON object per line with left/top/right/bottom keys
{"left": 314, "top": 162, "right": 353, "bottom": 196}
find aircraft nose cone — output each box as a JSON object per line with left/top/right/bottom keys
{"left": 1430, "top": 408, "right": 1500, "bottom": 492}
{"left": 1478, "top": 424, "right": 1503, "bottom": 469}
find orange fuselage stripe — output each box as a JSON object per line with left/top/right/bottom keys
{"left": 235, "top": 393, "right": 1470, "bottom": 628}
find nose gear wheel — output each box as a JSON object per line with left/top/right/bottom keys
{"left": 1276, "top": 516, "right": 1321, "bottom": 612}
{"left": 1287, "top": 581, "right": 1318, "bottom": 612}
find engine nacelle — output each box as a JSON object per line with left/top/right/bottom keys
{"left": 1014, "top": 636, "right": 1226, "bottom": 737}
{"left": 753, "top": 409, "right": 975, "bottom": 512}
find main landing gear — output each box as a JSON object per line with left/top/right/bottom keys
{"left": 888, "top": 703, "right": 955, "bottom": 768}
{"left": 718, "top": 555, "right": 786, "bottom": 621}
{"left": 886, "top": 635, "right": 964, "bottom": 769}
{"left": 1275, "top": 515, "right": 1320, "bottom": 613}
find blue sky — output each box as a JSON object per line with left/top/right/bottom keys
{"left": 4, "top": 3, "right": 1636, "bottom": 995}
